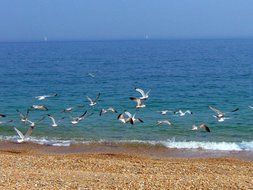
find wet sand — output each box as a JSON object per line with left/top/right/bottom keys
{"left": 0, "top": 141, "right": 252, "bottom": 189}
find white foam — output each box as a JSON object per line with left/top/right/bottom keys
{"left": 0, "top": 135, "right": 252, "bottom": 151}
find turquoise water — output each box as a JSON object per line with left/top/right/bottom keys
{"left": 0, "top": 40, "right": 252, "bottom": 150}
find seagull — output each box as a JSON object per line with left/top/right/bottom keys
{"left": 191, "top": 124, "right": 211, "bottom": 132}
{"left": 88, "top": 73, "right": 95, "bottom": 78}
{"left": 26, "top": 116, "right": 45, "bottom": 127}
{"left": 0, "top": 120, "right": 13, "bottom": 125}
{"left": 135, "top": 88, "right": 151, "bottom": 100}
{"left": 35, "top": 93, "right": 58, "bottom": 101}
{"left": 0, "top": 114, "right": 6, "bottom": 118}
{"left": 31, "top": 105, "right": 48, "bottom": 111}
{"left": 117, "top": 113, "right": 129, "bottom": 124}
{"left": 47, "top": 114, "right": 65, "bottom": 127}
{"left": 16, "top": 109, "right": 30, "bottom": 123}
{"left": 249, "top": 105, "right": 253, "bottom": 110}
{"left": 14, "top": 126, "right": 34, "bottom": 143}
{"left": 117, "top": 111, "right": 143, "bottom": 125}
{"left": 209, "top": 106, "right": 239, "bottom": 122}
{"left": 157, "top": 110, "right": 173, "bottom": 115}
{"left": 156, "top": 120, "right": 172, "bottom": 126}
{"left": 174, "top": 110, "right": 193, "bottom": 116}
{"left": 100, "top": 107, "right": 117, "bottom": 116}
{"left": 87, "top": 93, "right": 100, "bottom": 107}
{"left": 129, "top": 97, "right": 146, "bottom": 109}
{"left": 70, "top": 111, "right": 92, "bottom": 125}
{"left": 61, "top": 107, "right": 73, "bottom": 113}
{"left": 124, "top": 111, "right": 144, "bottom": 125}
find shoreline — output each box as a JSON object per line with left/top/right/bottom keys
{"left": 1, "top": 140, "right": 253, "bottom": 161}
{"left": 0, "top": 142, "right": 252, "bottom": 189}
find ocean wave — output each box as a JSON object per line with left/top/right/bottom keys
{"left": 0, "top": 135, "right": 252, "bottom": 151}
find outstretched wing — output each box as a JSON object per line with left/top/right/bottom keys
{"left": 135, "top": 88, "right": 145, "bottom": 97}
{"left": 14, "top": 127, "right": 24, "bottom": 139}
{"left": 209, "top": 106, "right": 223, "bottom": 115}
{"left": 87, "top": 96, "right": 93, "bottom": 103}
{"left": 94, "top": 93, "right": 101, "bottom": 102}
{"left": 124, "top": 111, "right": 132, "bottom": 118}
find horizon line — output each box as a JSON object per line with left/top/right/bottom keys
{"left": 0, "top": 36, "right": 253, "bottom": 43}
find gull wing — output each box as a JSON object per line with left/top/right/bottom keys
{"left": 47, "top": 115, "right": 56, "bottom": 125}
{"left": 94, "top": 93, "right": 101, "bottom": 102}
{"left": 124, "top": 111, "right": 132, "bottom": 118}
{"left": 16, "top": 109, "right": 25, "bottom": 118}
{"left": 14, "top": 127, "right": 25, "bottom": 139}
{"left": 209, "top": 106, "right": 223, "bottom": 115}
{"left": 24, "top": 126, "right": 34, "bottom": 138}
{"left": 230, "top": 108, "right": 239, "bottom": 112}
{"left": 135, "top": 88, "right": 145, "bottom": 97}
{"left": 200, "top": 124, "right": 211, "bottom": 132}
{"left": 87, "top": 96, "right": 93, "bottom": 103}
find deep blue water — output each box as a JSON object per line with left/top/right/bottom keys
{"left": 0, "top": 40, "right": 252, "bottom": 150}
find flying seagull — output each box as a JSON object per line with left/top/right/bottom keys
{"left": 157, "top": 110, "right": 173, "bottom": 115}
{"left": 16, "top": 109, "right": 30, "bottom": 123}
{"left": 129, "top": 97, "right": 146, "bottom": 109}
{"left": 61, "top": 107, "right": 74, "bottom": 113}
{"left": 26, "top": 116, "right": 46, "bottom": 127}
{"left": 209, "top": 106, "right": 239, "bottom": 122}
{"left": 100, "top": 107, "right": 117, "bottom": 116}
{"left": 156, "top": 120, "right": 172, "bottom": 126}
{"left": 87, "top": 93, "right": 100, "bottom": 107}
{"left": 0, "top": 114, "right": 6, "bottom": 118}
{"left": 0, "top": 120, "right": 13, "bottom": 125}
{"left": 14, "top": 126, "right": 34, "bottom": 143}
{"left": 70, "top": 111, "right": 92, "bottom": 125}
{"left": 88, "top": 73, "right": 95, "bottom": 78}
{"left": 31, "top": 105, "right": 48, "bottom": 111}
{"left": 124, "top": 111, "right": 144, "bottom": 125}
{"left": 135, "top": 88, "right": 150, "bottom": 100}
{"left": 117, "top": 111, "right": 143, "bottom": 125}
{"left": 35, "top": 93, "right": 58, "bottom": 101}
{"left": 191, "top": 124, "right": 211, "bottom": 132}
{"left": 47, "top": 114, "right": 65, "bottom": 127}
{"left": 174, "top": 110, "right": 193, "bottom": 116}
{"left": 249, "top": 105, "right": 253, "bottom": 110}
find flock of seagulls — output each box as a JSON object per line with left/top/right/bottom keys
{"left": 0, "top": 86, "right": 251, "bottom": 143}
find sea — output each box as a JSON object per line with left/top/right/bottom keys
{"left": 0, "top": 39, "right": 252, "bottom": 151}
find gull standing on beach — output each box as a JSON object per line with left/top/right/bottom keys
{"left": 209, "top": 106, "right": 239, "bottom": 122}
{"left": 35, "top": 93, "right": 58, "bottom": 101}
{"left": 135, "top": 88, "right": 151, "bottom": 100}
{"left": 191, "top": 124, "right": 211, "bottom": 132}
{"left": 87, "top": 93, "right": 100, "bottom": 107}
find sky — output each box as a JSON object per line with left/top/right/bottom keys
{"left": 0, "top": 0, "right": 253, "bottom": 41}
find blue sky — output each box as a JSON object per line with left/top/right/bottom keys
{"left": 0, "top": 0, "right": 252, "bottom": 41}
